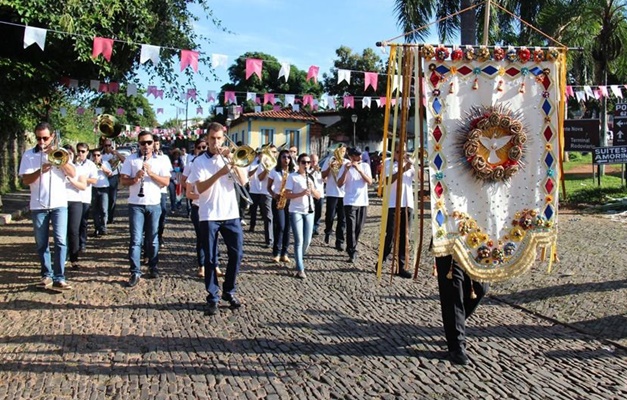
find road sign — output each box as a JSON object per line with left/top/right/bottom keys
{"left": 593, "top": 145, "right": 627, "bottom": 164}
{"left": 614, "top": 104, "right": 627, "bottom": 146}
{"left": 564, "top": 119, "right": 599, "bottom": 152}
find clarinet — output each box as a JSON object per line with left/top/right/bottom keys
{"left": 137, "top": 150, "right": 146, "bottom": 198}
{"left": 306, "top": 172, "right": 314, "bottom": 214}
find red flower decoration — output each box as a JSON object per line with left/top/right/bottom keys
{"left": 451, "top": 48, "right": 464, "bottom": 61}
{"left": 518, "top": 47, "right": 531, "bottom": 63}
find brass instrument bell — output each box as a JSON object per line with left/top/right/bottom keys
{"left": 97, "top": 114, "right": 123, "bottom": 138}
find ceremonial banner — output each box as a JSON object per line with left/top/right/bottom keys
{"left": 425, "top": 46, "right": 564, "bottom": 282}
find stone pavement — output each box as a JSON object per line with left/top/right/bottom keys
{"left": 0, "top": 189, "right": 625, "bottom": 400}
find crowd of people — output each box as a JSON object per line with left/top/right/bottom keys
{"left": 19, "top": 121, "right": 487, "bottom": 365}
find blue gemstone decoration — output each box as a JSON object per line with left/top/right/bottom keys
{"left": 435, "top": 172, "right": 444, "bottom": 180}
{"left": 521, "top": 67, "right": 529, "bottom": 76}
{"left": 544, "top": 205, "right": 554, "bottom": 221}
{"left": 433, "top": 98, "right": 442, "bottom": 114}
{"left": 435, "top": 65, "right": 450, "bottom": 75}
{"left": 542, "top": 99, "right": 552, "bottom": 115}
{"left": 434, "top": 154, "right": 443, "bottom": 170}
{"left": 547, "top": 168, "right": 555, "bottom": 177}
{"left": 473, "top": 67, "right": 481, "bottom": 75}
{"left": 482, "top": 65, "right": 498, "bottom": 75}
{"left": 530, "top": 66, "right": 543, "bottom": 76}
{"left": 545, "top": 153, "right": 554, "bottom": 168}
{"left": 436, "top": 210, "right": 445, "bottom": 226}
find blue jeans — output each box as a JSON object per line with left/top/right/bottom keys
{"left": 199, "top": 218, "right": 243, "bottom": 303}
{"left": 32, "top": 207, "right": 68, "bottom": 282}
{"left": 289, "top": 212, "right": 314, "bottom": 272}
{"left": 92, "top": 187, "right": 109, "bottom": 234}
{"left": 272, "top": 200, "right": 290, "bottom": 257}
{"left": 129, "top": 204, "right": 161, "bottom": 275}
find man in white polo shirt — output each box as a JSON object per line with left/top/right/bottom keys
{"left": 187, "top": 122, "right": 247, "bottom": 316}
{"left": 19, "top": 122, "right": 76, "bottom": 290}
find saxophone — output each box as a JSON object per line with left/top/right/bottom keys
{"left": 276, "top": 170, "right": 288, "bottom": 210}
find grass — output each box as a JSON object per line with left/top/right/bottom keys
{"left": 561, "top": 153, "right": 627, "bottom": 206}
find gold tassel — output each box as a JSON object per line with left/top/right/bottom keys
{"left": 497, "top": 80, "right": 504, "bottom": 92}
{"left": 470, "top": 282, "right": 477, "bottom": 299}
{"left": 446, "top": 264, "right": 453, "bottom": 279}
{"left": 472, "top": 78, "right": 478, "bottom": 90}
{"left": 519, "top": 82, "right": 526, "bottom": 93}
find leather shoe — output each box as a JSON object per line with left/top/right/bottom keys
{"left": 397, "top": 269, "right": 412, "bottom": 279}
{"left": 147, "top": 270, "right": 160, "bottom": 279}
{"left": 348, "top": 255, "right": 355, "bottom": 263}
{"left": 324, "top": 233, "right": 330, "bottom": 244}
{"left": 449, "top": 349, "right": 469, "bottom": 365}
{"left": 335, "top": 243, "right": 344, "bottom": 251}
{"left": 206, "top": 302, "right": 219, "bottom": 316}
{"left": 221, "top": 294, "right": 242, "bottom": 309}
{"left": 128, "top": 274, "right": 140, "bottom": 288}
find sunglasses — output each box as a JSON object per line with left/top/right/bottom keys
{"left": 104, "top": 144, "right": 112, "bottom": 147}
{"left": 196, "top": 146, "right": 207, "bottom": 150}
{"left": 300, "top": 160, "right": 311, "bottom": 164}
{"left": 139, "top": 141, "right": 153, "bottom": 146}
{"left": 36, "top": 136, "right": 50, "bottom": 141}
{"left": 78, "top": 149, "right": 88, "bottom": 153}
{"left": 93, "top": 154, "right": 101, "bottom": 157}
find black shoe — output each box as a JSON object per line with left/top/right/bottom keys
{"left": 147, "top": 270, "right": 160, "bottom": 279}
{"left": 324, "top": 233, "right": 330, "bottom": 244}
{"left": 449, "top": 349, "right": 469, "bottom": 365}
{"left": 335, "top": 243, "right": 344, "bottom": 251}
{"left": 128, "top": 274, "right": 140, "bottom": 288}
{"left": 93, "top": 231, "right": 101, "bottom": 238}
{"left": 71, "top": 263, "right": 81, "bottom": 270}
{"left": 348, "top": 255, "right": 355, "bottom": 264}
{"left": 221, "top": 294, "right": 242, "bottom": 309}
{"left": 397, "top": 269, "right": 412, "bottom": 279}
{"left": 312, "top": 231, "right": 319, "bottom": 237}
{"left": 206, "top": 302, "right": 219, "bottom": 316}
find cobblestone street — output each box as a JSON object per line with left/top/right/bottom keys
{"left": 0, "top": 189, "right": 625, "bottom": 399}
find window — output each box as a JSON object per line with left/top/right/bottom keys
{"left": 260, "top": 128, "right": 274, "bottom": 145}
{"left": 285, "top": 129, "right": 299, "bottom": 149}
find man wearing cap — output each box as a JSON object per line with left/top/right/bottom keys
{"left": 337, "top": 147, "right": 372, "bottom": 263}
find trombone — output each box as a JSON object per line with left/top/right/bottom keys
{"left": 258, "top": 143, "right": 277, "bottom": 172}
{"left": 220, "top": 135, "right": 255, "bottom": 204}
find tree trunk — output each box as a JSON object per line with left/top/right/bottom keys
{"left": 0, "top": 126, "right": 23, "bottom": 194}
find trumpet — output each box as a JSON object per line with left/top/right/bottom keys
{"left": 96, "top": 114, "right": 123, "bottom": 138}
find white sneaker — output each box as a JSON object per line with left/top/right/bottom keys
{"left": 294, "top": 270, "right": 306, "bottom": 279}
{"left": 241, "top": 220, "right": 247, "bottom": 226}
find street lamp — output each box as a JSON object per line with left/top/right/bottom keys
{"left": 351, "top": 114, "right": 358, "bottom": 147}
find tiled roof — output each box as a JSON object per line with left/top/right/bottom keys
{"left": 238, "top": 108, "right": 318, "bottom": 122}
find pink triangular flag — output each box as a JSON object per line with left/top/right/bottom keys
{"left": 98, "top": 83, "right": 109, "bottom": 93}
{"left": 92, "top": 37, "right": 114, "bottom": 61}
{"left": 378, "top": 97, "right": 386, "bottom": 107}
{"left": 225, "top": 91, "right": 237, "bottom": 104}
{"left": 593, "top": 89, "right": 601, "bottom": 99}
{"left": 207, "top": 90, "right": 216, "bottom": 102}
{"left": 565, "top": 85, "right": 574, "bottom": 98}
{"left": 155, "top": 90, "right": 163, "bottom": 99}
{"left": 108, "top": 82, "right": 119, "bottom": 93}
{"left": 77, "top": 107, "right": 85, "bottom": 115}
{"left": 196, "top": 107, "right": 203, "bottom": 115}
{"left": 180, "top": 50, "right": 199, "bottom": 72}
{"left": 116, "top": 108, "right": 124, "bottom": 115}
{"left": 186, "top": 88, "right": 197, "bottom": 100}
{"left": 147, "top": 85, "right": 157, "bottom": 97}
{"left": 343, "top": 96, "right": 354, "bottom": 109}
{"left": 246, "top": 58, "right": 263, "bottom": 80}
{"left": 306, "top": 66, "right": 319, "bottom": 83}
{"left": 302, "top": 95, "right": 314, "bottom": 106}
{"left": 263, "top": 93, "right": 275, "bottom": 105}
{"left": 364, "top": 72, "right": 378, "bottom": 91}
{"left": 273, "top": 105, "right": 281, "bottom": 111}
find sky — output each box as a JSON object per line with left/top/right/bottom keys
{"left": 144, "top": 0, "right": 437, "bottom": 124}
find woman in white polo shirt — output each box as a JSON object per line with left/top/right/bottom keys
{"left": 284, "top": 153, "right": 321, "bottom": 279}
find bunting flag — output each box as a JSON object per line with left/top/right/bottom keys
{"left": 59, "top": 107, "right": 67, "bottom": 117}
{"left": 565, "top": 86, "right": 574, "bottom": 98}
{"left": 246, "top": 92, "right": 256, "bottom": 102}
{"left": 254, "top": 105, "right": 262, "bottom": 113}
{"left": 127, "top": 84, "right": 137, "bottom": 96}
{"left": 186, "top": 88, "right": 197, "bottom": 100}
{"left": 263, "top": 93, "right": 275, "bottom": 105}
{"left": 69, "top": 79, "right": 78, "bottom": 88}
{"left": 306, "top": 65, "right": 319, "bottom": 83}
{"left": 157, "top": 108, "right": 164, "bottom": 114}
{"left": 207, "top": 90, "right": 216, "bottom": 102}
{"left": 147, "top": 85, "right": 157, "bottom": 97}
{"left": 216, "top": 106, "right": 224, "bottom": 115}
{"left": 90, "top": 80, "right": 100, "bottom": 90}
{"left": 599, "top": 86, "right": 609, "bottom": 97}
{"left": 273, "top": 105, "right": 281, "bottom": 111}
{"left": 302, "top": 94, "right": 314, "bottom": 106}
{"left": 327, "top": 95, "right": 336, "bottom": 110}
{"left": 180, "top": 50, "right": 199, "bottom": 72}
{"left": 98, "top": 83, "right": 108, "bottom": 93}
{"left": 140, "top": 44, "right": 161, "bottom": 65}
{"left": 376, "top": 97, "right": 386, "bottom": 108}
{"left": 155, "top": 90, "right": 163, "bottom": 99}
{"left": 364, "top": 72, "right": 378, "bottom": 91}
{"left": 338, "top": 69, "right": 351, "bottom": 84}
{"left": 77, "top": 107, "right": 85, "bottom": 115}
{"left": 576, "top": 91, "right": 586, "bottom": 102}
{"left": 293, "top": 104, "right": 300, "bottom": 112}
{"left": 116, "top": 108, "right": 124, "bottom": 115}
{"left": 23, "top": 26, "right": 47, "bottom": 50}
{"left": 362, "top": 96, "right": 371, "bottom": 108}
{"left": 584, "top": 85, "right": 594, "bottom": 99}
{"left": 137, "top": 107, "right": 144, "bottom": 116}
{"left": 278, "top": 62, "right": 291, "bottom": 81}
{"left": 255, "top": 96, "right": 261, "bottom": 105}
{"left": 92, "top": 37, "right": 114, "bottom": 61}
{"left": 95, "top": 107, "right": 103, "bottom": 115}
{"left": 109, "top": 82, "right": 119, "bottom": 93}
{"left": 196, "top": 107, "right": 203, "bottom": 115}
{"left": 343, "top": 96, "right": 354, "bottom": 109}
{"left": 611, "top": 85, "right": 623, "bottom": 98}
{"left": 284, "top": 94, "right": 295, "bottom": 107}
{"left": 246, "top": 58, "right": 263, "bottom": 80}
{"left": 225, "top": 91, "right": 237, "bottom": 104}
{"left": 212, "top": 53, "right": 228, "bottom": 68}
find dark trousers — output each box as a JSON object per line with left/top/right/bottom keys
{"left": 313, "top": 197, "right": 324, "bottom": 234}
{"left": 249, "top": 193, "right": 261, "bottom": 229}
{"left": 344, "top": 205, "right": 367, "bottom": 257}
{"left": 158, "top": 193, "right": 167, "bottom": 241}
{"left": 324, "top": 196, "right": 345, "bottom": 246}
{"left": 199, "top": 218, "right": 243, "bottom": 303}
{"left": 92, "top": 187, "right": 109, "bottom": 234}
{"left": 190, "top": 205, "right": 206, "bottom": 268}
{"left": 383, "top": 207, "right": 413, "bottom": 271}
{"left": 272, "top": 200, "right": 290, "bottom": 257}
{"left": 79, "top": 202, "right": 90, "bottom": 250}
{"left": 107, "top": 175, "right": 119, "bottom": 224}
{"left": 436, "top": 255, "right": 489, "bottom": 352}
{"left": 67, "top": 201, "right": 83, "bottom": 263}
{"left": 168, "top": 181, "right": 177, "bottom": 211}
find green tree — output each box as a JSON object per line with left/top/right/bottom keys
{"left": 321, "top": 46, "right": 386, "bottom": 143}
{"left": 0, "top": 0, "right": 224, "bottom": 192}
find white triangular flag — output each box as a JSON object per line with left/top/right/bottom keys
{"left": 584, "top": 85, "right": 594, "bottom": 99}
{"left": 246, "top": 92, "right": 256, "bottom": 102}
{"left": 338, "top": 69, "right": 351, "bottom": 84}
{"left": 216, "top": 106, "right": 224, "bottom": 115}
{"left": 284, "top": 94, "right": 295, "bottom": 106}
{"left": 575, "top": 91, "right": 586, "bottom": 102}
{"left": 140, "top": 44, "right": 160, "bottom": 65}
{"left": 392, "top": 75, "right": 403, "bottom": 93}
{"left": 278, "top": 62, "right": 291, "bottom": 81}
{"left": 137, "top": 108, "right": 144, "bottom": 116}
{"left": 69, "top": 79, "right": 79, "bottom": 88}
{"left": 23, "top": 26, "right": 47, "bottom": 50}
{"left": 95, "top": 107, "right": 103, "bottom": 115}
{"left": 126, "top": 84, "right": 137, "bottom": 96}
{"left": 90, "top": 80, "right": 100, "bottom": 90}
{"left": 375, "top": 98, "right": 382, "bottom": 108}
{"left": 212, "top": 54, "right": 228, "bottom": 68}
{"left": 610, "top": 85, "right": 623, "bottom": 98}
{"left": 293, "top": 104, "right": 300, "bottom": 112}
{"left": 362, "top": 96, "right": 372, "bottom": 108}
{"left": 60, "top": 107, "right": 67, "bottom": 117}
{"left": 254, "top": 106, "right": 262, "bottom": 113}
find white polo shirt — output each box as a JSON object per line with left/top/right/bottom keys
{"left": 93, "top": 160, "right": 111, "bottom": 189}
{"left": 81, "top": 159, "right": 99, "bottom": 204}
{"left": 268, "top": 169, "right": 288, "bottom": 195}
{"left": 19, "top": 147, "right": 68, "bottom": 210}
{"left": 285, "top": 172, "right": 314, "bottom": 214}
{"left": 339, "top": 162, "right": 372, "bottom": 207}
{"left": 187, "top": 152, "right": 239, "bottom": 221}
{"left": 383, "top": 159, "right": 415, "bottom": 208}
{"left": 121, "top": 153, "right": 169, "bottom": 206}
{"left": 321, "top": 156, "right": 346, "bottom": 198}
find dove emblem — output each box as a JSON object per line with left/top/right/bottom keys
{"left": 478, "top": 134, "right": 512, "bottom": 164}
